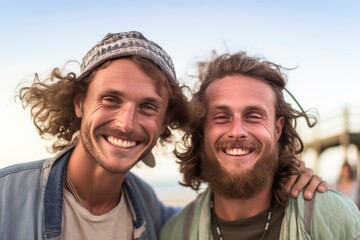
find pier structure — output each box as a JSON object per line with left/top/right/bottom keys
{"left": 299, "top": 106, "right": 360, "bottom": 177}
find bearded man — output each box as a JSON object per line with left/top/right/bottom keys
{"left": 160, "top": 52, "right": 360, "bottom": 240}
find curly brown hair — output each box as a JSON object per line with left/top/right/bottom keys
{"left": 175, "top": 52, "right": 316, "bottom": 206}
{"left": 18, "top": 56, "right": 189, "bottom": 153}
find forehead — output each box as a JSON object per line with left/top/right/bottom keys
{"left": 89, "top": 59, "right": 170, "bottom": 103}
{"left": 205, "top": 75, "right": 276, "bottom": 110}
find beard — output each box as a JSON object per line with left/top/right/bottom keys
{"left": 201, "top": 141, "right": 279, "bottom": 200}
{"left": 79, "top": 123, "right": 108, "bottom": 169}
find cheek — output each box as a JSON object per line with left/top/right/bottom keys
{"left": 257, "top": 122, "right": 277, "bottom": 140}
{"left": 81, "top": 105, "right": 112, "bottom": 129}
{"left": 142, "top": 117, "right": 166, "bottom": 139}
{"left": 204, "top": 118, "right": 219, "bottom": 133}
{"left": 204, "top": 125, "right": 222, "bottom": 147}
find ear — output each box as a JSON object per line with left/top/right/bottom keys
{"left": 74, "top": 93, "right": 84, "bottom": 118}
{"left": 275, "top": 116, "right": 285, "bottom": 141}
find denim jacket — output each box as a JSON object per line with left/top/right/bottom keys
{"left": 0, "top": 146, "right": 177, "bottom": 240}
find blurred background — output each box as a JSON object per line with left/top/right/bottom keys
{"left": 1, "top": 0, "right": 360, "bottom": 207}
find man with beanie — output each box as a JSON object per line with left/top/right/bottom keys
{"left": 0, "top": 32, "right": 326, "bottom": 239}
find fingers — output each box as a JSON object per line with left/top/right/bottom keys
{"left": 289, "top": 167, "right": 313, "bottom": 198}
{"left": 302, "top": 174, "right": 328, "bottom": 200}
{"left": 287, "top": 160, "right": 329, "bottom": 200}
{"left": 316, "top": 177, "right": 329, "bottom": 193}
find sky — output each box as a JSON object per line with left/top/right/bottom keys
{"left": 1, "top": 0, "right": 360, "bottom": 203}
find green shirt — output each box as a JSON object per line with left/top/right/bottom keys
{"left": 160, "top": 188, "right": 360, "bottom": 240}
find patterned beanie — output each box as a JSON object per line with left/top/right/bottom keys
{"left": 77, "top": 31, "right": 176, "bottom": 84}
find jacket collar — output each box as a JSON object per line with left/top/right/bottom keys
{"left": 43, "top": 144, "right": 147, "bottom": 239}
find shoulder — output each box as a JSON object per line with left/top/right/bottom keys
{"left": 0, "top": 160, "right": 48, "bottom": 210}
{"left": 315, "top": 190, "right": 360, "bottom": 238}
{"left": 0, "top": 159, "right": 47, "bottom": 179}
{"left": 313, "top": 189, "right": 359, "bottom": 211}
{"left": 125, "top": 172, "right": 164, "bottom": 208}
{"left": 160, "top": 189, "right": 210, "bottom": 240}
{"left": 294, "top": 190, "right": 359, "bottom": 220}
{"left": 160, "top": 198, "right": 196, "bottom": 240}
{"left": 126, "top": 171, "right": 156, "bottom": 194}
{"left": 289, "top": 189, "right": 358, "bottom": 211}
{"left": 125, "top": 171, "right": 179, "bottom": 222}
{"left": 309, "top": 190, "right": 359, "bottom": 219}
{"left": 289, "top": 190, "right": 360, "bottom": 239}
{"left": 125, "top": 172, "right": 161, "bottom": 209}
{"left": 0, "top": 159, "right": 49, "bottom": 197}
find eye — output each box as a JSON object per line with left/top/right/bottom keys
{"left": 104, "top": 97, "right": 118, "bottom": 103}
{"left": 102, "top": 96, "right": 120, "bottom": 106}
{"left": 246, "top": 113, "right": 263, "bottom": 122}
{"left": 140, "top": 103, "right": 158, "bottom": 115}
{"left": 212, "top": 113, "right": 230, "bottom": 123}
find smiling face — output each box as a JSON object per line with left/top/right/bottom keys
{"left": 201, "top": 74, "right": 284, "bottom": 199}
{"left": 74, "top": 58, "right": 169, "bottom": 174}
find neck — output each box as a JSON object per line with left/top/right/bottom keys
{"left": 212, "top": 187, "right": 273, "bottom": 221}
{"left": 67, "top": 144, "right": 126, "bottom": 215}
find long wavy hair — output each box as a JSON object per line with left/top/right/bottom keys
{"left": 18, "top": 56, "right": 189, "bottom": 153}
{"left": 176, "top": 52, "right": 316, "bottom": 206}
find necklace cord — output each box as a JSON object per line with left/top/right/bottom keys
{"left": 65, "top": 173, "right": 86, "bottom": 207}
{"left": 210, "top": 194, "right": 273, "bottom": 240}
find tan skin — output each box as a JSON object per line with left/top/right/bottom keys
{"left": 67, "top": 59, "right": 327, "bottom": 216}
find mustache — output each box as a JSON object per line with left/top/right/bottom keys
{"left": 215, "top": 139, "right": 261, "bottom": 151}
{"left": 94, "top": 126, "right": 144, "bottom": 141}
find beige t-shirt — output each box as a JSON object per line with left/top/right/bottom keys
{"left": 61, "top": 188, "right": 133, "bottom": 240}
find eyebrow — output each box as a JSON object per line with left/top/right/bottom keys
{"left": 207, "top": 105, "right": 230, "bottom": 115}
{"left": 209, "top": 105, "right": 228, "bottom": 110}
{"left": 101, "top": 89, "right": 165, "bottom": 106}
{"left": 141, "top": 96, "right": 165, "bottom": 106}
{"left": 208, "top": 104, "right": 268, "bottom": 115}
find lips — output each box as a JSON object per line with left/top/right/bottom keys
{"left": 106, "top": 136, "right": 137, "bottom": 148}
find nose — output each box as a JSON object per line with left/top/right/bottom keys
{"left": 114, "top": 105, "right": 136, "bottom": 133}
{"left": 228, "top": 115, "right": 248, "bottom": 139}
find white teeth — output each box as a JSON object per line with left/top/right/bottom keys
{"left": 107, "top": 136, "right": 136, "bottom": 148}
{"left": 225, "top": 148, "right": 250, "bottom": 156}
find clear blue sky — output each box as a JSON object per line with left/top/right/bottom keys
{"left": 1, "top": 0, "right": 360, "bottom": 188}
